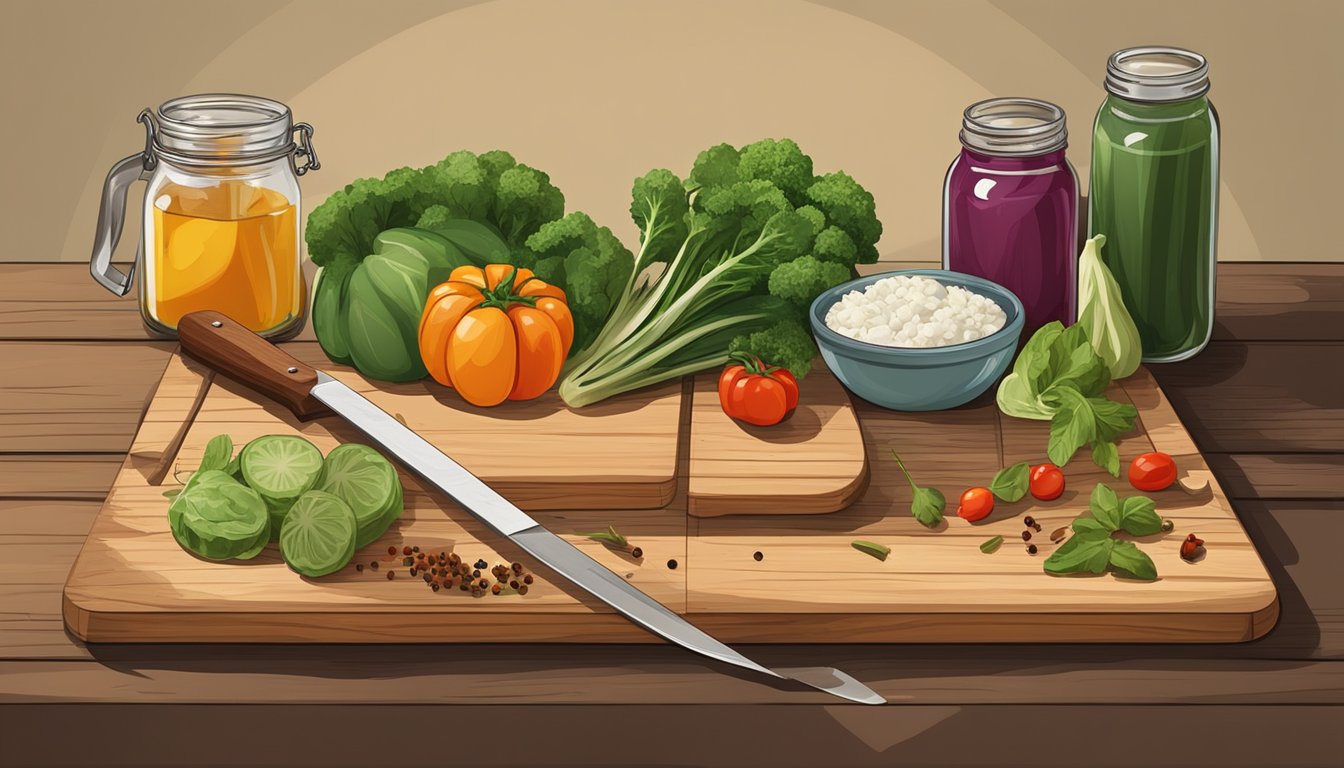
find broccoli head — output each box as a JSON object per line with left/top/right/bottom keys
{"left": 737, "top": 138, "right": 814, "bottom": 207}
{"left": 686, "top": 143, "right": 741, "bottom": 193}
{"left": 768, "top": 255, "right": 850, "bottom": 310}
{"left": 524, "top": 212, "right": 634, "bottom": 357}
{"left": 805, "top": 171, "right": 883, "bottom": 263}
{"left": 630, "top": 168, "right": 690, "bottom": 270}
{"left": 494, "top": 165, "right": 565, "bottom": 245}
{"left": 812, "top": 225, "right": 859, "bottom": 268}
{"left": 729, "top": 319, "right": 816, "bottom": 378}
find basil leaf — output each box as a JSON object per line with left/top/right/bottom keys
{"left": 198, "top": 434, "right": 233, "bottom": 473}
{"left": 911, "top": 487, "right": 945, "bottom": 527}
{"left": 1047, "top": 392, "right": 1093, "bottom": 467}
{"left": 1044, "top": 531, "right": 1114, "bottom": 575}
{"left": 1019, "top": 321, "right": 1066, "bottom": 396}
{"left": 979, "top": 535, "right": 1004, "bottom": 554}
{"left": 1052, "top": 326, "right": 1111, "bottom": 397}
{"left": 1092, "top": 441, "right": 1120, "bottom": 477}
{"left": 1119, "top": 495, "right": 1162, "bottom": 536}
{"left": 990, "top": 463, "right": 1031, "bottom": 502}
{"left": 1108, "top": 540, "right": 1158, "bottom": 581}
{"left": 1090, "top": 483, "right": 1121, "bottom": 532}
{"left": 1089, "top": 397, "right": 1138, "bottom": 442}
{"left": 1071, "top": 516, "right": 1110, "bottom": 536}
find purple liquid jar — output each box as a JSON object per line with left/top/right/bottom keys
{"left": 942, "top": 98, "right": 1079, "bottom": 335}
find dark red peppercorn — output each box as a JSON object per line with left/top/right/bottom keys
{"left": 511, "top": 562, "right": 523, "bottom": 574}
{"left": 401, "top": 545, "right": 412, "bottom": 556}
{"left": 474, "top": 559, "right": 488, "bottom": 570}
{"left": 1180, "top": 533, "right": 1205, "bottom": 561}
{"left": 431, "top": 583, "right": 440, "bottom": 592}
{"left": 1021, "top": 531, "right": 1032, "bottom": 541}
{"left": 1023, "top": 516, "right": 1035, "bottom": 527}
{"left": 509, "top": 579, "right": 520, "bottom": 589}
{"left": 518, "top": 585, "right": 529, "bottom": 596}
{"left": 491, "top": 584, "right": 502, "bottom": 595}
{"left": 1027, "top": 544, "right": 1038, "bottom": 555}
{"left": 355, "top": 563, "right": 363, "bottom": 572}
{"left": 388, "top": 545, "right": 397, "bottom": 556}
{"left": 412, "top": 546, "right": 420, "bottom": 553}
{"left": 370, "top": 560, "right": 379, "bottom": 570}
{"left": 1033, "top": 523, "right": 1042, "bottom": 532}
{"left": 471, "top": 569, "right": 481, "bottom": 579}
{"left": 631, "top": 546, "right": 644, "bottom": 558}
{"left": 386, "top": 571, "right": 394, "bottom": 580}
{"left": 523, "top": 574, "right": 534, "bottom": 584}
{"left": 753, "top": 551, "right": 763, "bottom": 562}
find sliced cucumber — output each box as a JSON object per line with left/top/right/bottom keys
{"left": 240, "top": 435, "right": 323, "bottom": 501}
{"left": 169, "top": 471, "right": 270, "bottom": 561}
{"left": 316, "top": 443, "right": 402, "bottom": 548}
{"left": 280, "top": 490, "right": 357, "bottom": 578}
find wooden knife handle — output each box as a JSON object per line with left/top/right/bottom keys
{"left": 177, "top": 311, "right": 332, "bottom": 421}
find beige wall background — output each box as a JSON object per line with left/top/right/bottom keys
{"left": 2, "top": 0, "right": 1339, "bottom": 266}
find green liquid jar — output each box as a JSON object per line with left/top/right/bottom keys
{"left": 1089, "top": 47, "right": 1219, "bottom": 362}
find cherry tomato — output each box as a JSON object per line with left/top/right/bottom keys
{"left": 1029, "top": 463, "right": 1065, "bottom": 501}
{"left": 718, "top": 355, "right": 799, "bottom": 427}
{"left": 957, "top": 487, "right": 995, "bottom": 522}
{"left": 1129, "top": 452, "right": 1177, "bottom": 492}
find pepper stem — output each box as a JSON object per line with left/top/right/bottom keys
{"left": 890, "top": 450, "right": 918, "bottom": 492}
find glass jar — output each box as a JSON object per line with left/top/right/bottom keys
{"left": 943, "top": 98, "right": 1079, "bottom": 336}
{"left": 89, "top": 94, "right": 319, "bottom": 339}
{"left": 1089, "top": 47, "right": 1218, "bottom": 362}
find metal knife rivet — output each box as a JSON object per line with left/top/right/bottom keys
{"left": 287, "top": 366, "right": 299, "bottom": 374}
{"left": 210, "top": 321, "right": 222, "bottom": 328}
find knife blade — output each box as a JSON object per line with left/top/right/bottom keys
{"left": 178, "top": 310, "right": 885, "bottom": 705}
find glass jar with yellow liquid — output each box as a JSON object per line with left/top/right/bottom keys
{"left": 89, "top": 94, "right": 318, "bottom": 339}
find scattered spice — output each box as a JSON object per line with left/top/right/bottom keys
{"left": 753, "top": 551, "right": 764, "bottom": 562}
{"left": 1023, "top": 515, "right": 1036, "bottom": 527}
{"left": 1160, "top": 519, "right": 1175, "bottom": 533}
{"left": 402, "top": 545, "right": 413, "bottom": 556}
{"left": 851, "top": 540, "right": 891, "bottom": 561}
{"left": 388, "top": 545, "right": 397, "bottom": 556}
{"left": 1021, "top": 530, "right": 1032, "bottom": 542}
{"left": 1027, "top": 544, "right": 1039, "bottom": 555}
{"left": 523, "top": 574, "right": 534, "bottom": 584}
{"left": 386, "top": 571, "right": 394, "bottom": 580}
{"left": 578, "top": 525, "right": 644, "bottom": 558}
{"left": 1180, "top": 533, "right": 1205, "bottom": 562}
{"left": 355, "top": 563, "right": 364, "bottom": 572}
{"left": 369, "top": 560, "right": 379, "bottom": 571}
{"left": 979, "top": 535, "right": 1004, "bottom": 554}
{"left": 491, "top": 584, "right": 502, "bottom": 595}
{"left": 473, "top": 559, "right": 488, "bottom": 570}
{"left": 1050, "top": 527, "right": 1068, "bottom": 544}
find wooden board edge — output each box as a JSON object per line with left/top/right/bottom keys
{"left": 687, "top": 458, "right": 870, "bottom": 517}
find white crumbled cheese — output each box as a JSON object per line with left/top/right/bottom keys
{"left": 824, "top": 275, "right": 1007, "bottom": 348}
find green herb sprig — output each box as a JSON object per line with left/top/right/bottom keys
{"left": 1044, "top": 483, "right": 1161, "bottom": 581}
{"left": 851, "top": 540, "right": 891, "bottom": 561}
{"left": 891, "top": 451, "right": 945, "bottom": 527}
{"left": 989, "top": 462, "right": 1031, "bottom": 502}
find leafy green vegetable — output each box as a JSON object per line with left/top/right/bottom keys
{"left": 1044, "top": 483, "right": 1160, "bottom": 581}
{"left": 996, "top": 321, "right": 1137, "bottom": 475}
{"left": 316, "top": 443, "right": 403, "bottom": 549}
{"left": 169, "top": 470, "right": 270, "bottom": 561}
{"left": 1076, "top": 234, "right": 1142, "bottom": 379}
{"left": 990, "top": 462, "right": 1031, "bottom": 502}
{"left": 199, "top": 435, "right": 233, "bottom": 473}
{"left": 521, "top": 212, "right": 635, "bottom": 357}
{"left": 891, "top": 451, "right": 945, "bottom": 527}
{"left": 979, "top": 535, "right": 1004, "bottom": 554}
{"left": 851, "top": 540, "right": 891, "bottom": 561}
{"left": 557, "top": 139, "right": 881, "bottom": 407}
{"left": 280, "top": 490, "right": 358, "bottom": 578}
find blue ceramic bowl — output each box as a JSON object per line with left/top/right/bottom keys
{"left": 809, "top": 270, "right": 1025, "bottom": 411}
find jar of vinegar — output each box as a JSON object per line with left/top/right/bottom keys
{"left": 89, "top": 94, "right": 319, "bottom": 339}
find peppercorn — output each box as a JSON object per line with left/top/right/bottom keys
{"left": 510, "top": 562, "right": 523, "bottom": 574}
{"left": 388, "top": 545, "right": 397, "bottom": 556}
{"left": 523, "top": 574, "right": 534, "bottom": 585}
{"left": 355, "top": 563, "right": 363, "bottom": 572}
{"left": 1180, "top": 533, "right": 1204, "bottom": 561}
{"left": 478, "top": 578, "right": 489, "bottom": 589}
{"left": 491, "top": 584, "right": 502, "bottom": 595}
{"left": 401, "top": 557, "right": 411, "bottom": 567}
{"left": 472, "top": 569, "right": 481, "bottom": 579}
{"left": 460, "top": 583, "right": 469, "bottom": 591}
{"left": 413, "top": 546, "right": 420, "bottom": 553}
{"left": 448, "top": 553, "right": 460, "bottom": 565}
{"left": 630, "top": 547, "right": 644, "bottom": 559}
{"left": 474, "top": 559, "right": 488, "bottom": 570}
{"left": 1027, "top": 544, "right": 1038, "bottom": 555}
{"left": 386, "top": 571, "right": 394, "bottom": 580}
{"left": 424, "top": 573, "right": 433, "bottom": 584}
{"left": 667, "top": 559, "right": 678, "bottom": 570}
{"left": 1023, "top": 515, "right": 1035, "bottom": 527}
{"left": 1161, "top": 519, "right": 1175, "bottom": 533}
{"left": 518, "top": 585, "right": 529, "bottom": 596}
{"left": 509, "top": 579, "right": 520, "bottom": 590}
{"left": 1021, "top": 530, "right": 1032, "bottom": 541}
{"left": 370, "top": 560, "right": 379, "bottom": 571}
{"left": 431, "top": 583, "right": 440, "bottom": 592}
{"left": 409, "top": 567, "right": 417, "bottom": 576}
{"left": 1032, "top": 524, "right": 1042, "bottom": 532}
{"left": 753, "top": 551, "right": 764, "bottom": 561}
{"left": 401, "top": 545, "right": 412, "bottom": 556}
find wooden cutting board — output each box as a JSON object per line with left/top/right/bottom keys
{"left": 63, "top": 350, "right": 1277, "bottom": 644}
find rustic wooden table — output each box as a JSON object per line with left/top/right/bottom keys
{"left": 2, "top": 263, "right": 1341, "bottom": 767}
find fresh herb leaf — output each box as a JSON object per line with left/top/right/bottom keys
{"left": 223, "top": 455, "right": 241, "bottom": 477}
{"left": 1108, "top": 540, "right": 1158, "bottom": 581}
{"left": 990, "top": 463, "right": 1031, "bottom": 502}
{"left": 1119, "top": 495, "right": 1162, "bottom": 536}
{"left": 852, "top": 540, "right": 891, "bottom": 561}
{"left": 162, "top": 489, "right": 182, "bottom": 500}
{"left": 1044, "top": 531, "right": 1114, "bottom": 575}
{"left": 1089, "top": 397, "right": 1138, "bottom": 441}
{"left": 891, "top": 451, "right": 945, "bottom": 527}
{"left": 1071, "top": 516, "right": 1110, "bottom": 536}
{"left": 1090, "top": 483, "right": 1122, "bottom": 532}
{"left": 199, "top": 435, "right": 234, "bottom": 473}
{"left": 1046, "top": 388, "right": 1094, "bottom": 467}
{"left": 578, "top": 525, "right": 628, "bottom": 547}
{"left": 979, "top": 535, "right": 1004, "bottom": 554}
{"left": 1092, "top": 441, "right": 1120, "bottom": 477}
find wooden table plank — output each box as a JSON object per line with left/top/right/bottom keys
{"left": 0, "top": 342, "right": 174, "bottom": 453}
{"left": 1, "top": 703, "right": 1339, "bottom": 768}
{"left": 1151, "top": 342, "right": 1344, "bottom": 453}
{"left": 0, "top": 456, "right": 124, "bottom": 500}
{"left": 1210, "top": 264, "right": 1344, "bottom": 341}
{"left": 1208, "top": 454, "right": 1344, "bottom": 499}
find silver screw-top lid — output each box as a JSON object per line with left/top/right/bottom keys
{"left": 959, "top": 98, "right": 1068, "bottom": 157}
{"left": 152, "top": 93, "right": 295, "bottom": 164}
{"left": 1105, "top": 46, "right": 1210, "bottom": 103}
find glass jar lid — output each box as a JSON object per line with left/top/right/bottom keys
{"left": 1105, "top": 46, "right": 1210, "bottom": 103}
{"left": 959, "top": 98, "right": 1068, "bottom": 157}
{"left": 151, "top": 94, "right": 297, "bottom": 165}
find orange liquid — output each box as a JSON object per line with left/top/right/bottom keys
{"left": 150, "top": 180, "right": 299, "bottom": 332}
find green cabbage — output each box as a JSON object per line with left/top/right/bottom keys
{"left": 1076, "top": 234, "right": 1142, "bottom": 379}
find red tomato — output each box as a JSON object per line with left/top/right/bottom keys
{"left": 718, "top": 355, "right": 799, "bottom": 427}
{"left": 957, "top": 487, "right": 995, "bottom": 522}
{"left": 1130, "top": 452, "right": 1177, "bottom": 492}
{"left": 1030, "top": 464, "right": 1065, "bottom": 501}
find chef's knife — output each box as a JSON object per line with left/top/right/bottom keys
{"left": 177, "top": 311, "right": 884, "bottom": 705}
